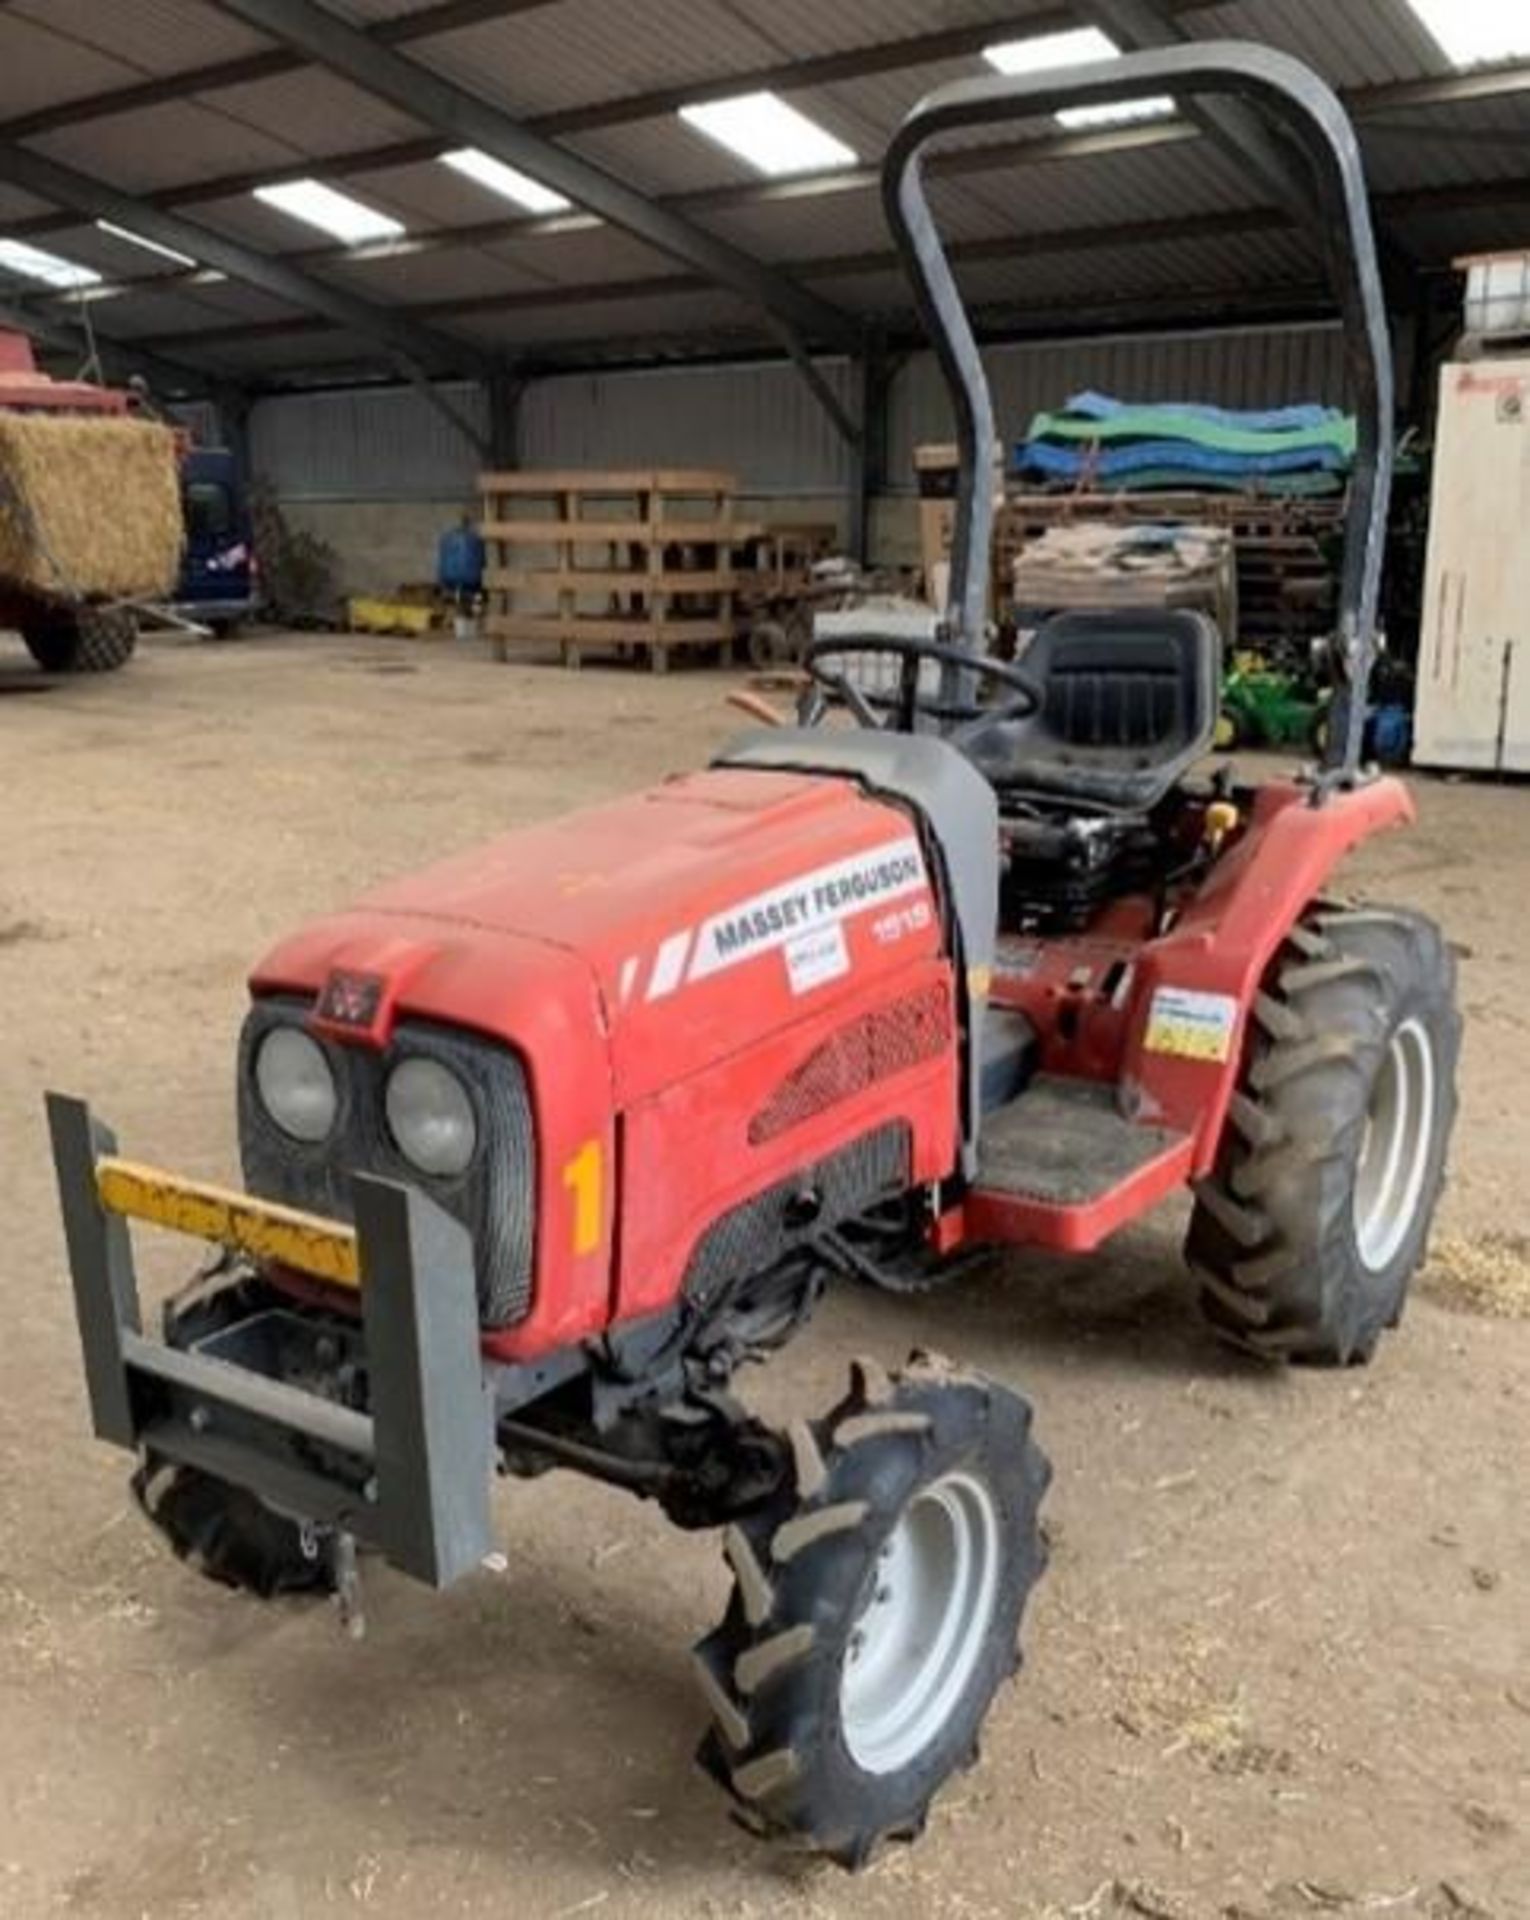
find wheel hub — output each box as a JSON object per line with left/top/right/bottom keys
{"left": 839, "top": 1469, "right": 1001, "bottom": 1775}
{"left": 1353, "top": 1016, "right": 1436, "bottom": 1273}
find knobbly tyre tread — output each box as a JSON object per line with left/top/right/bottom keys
{"left": 22, "top": 605, "right": 137, "bottom": 673}
{"left": 72, "top": 606, "right": 138, "bottom": 672}
{"left": 1187, "top": 905, "right": 1461, "bottom": 1365}
{"left": 133, "top": 1458, "right": 331, "bottom": 1598}
{"left": 693, "top": 1352, "right": 1050, "bottom": 1868}
{"left": 131, "top": 1269, "right": 334, "bottom": 1599}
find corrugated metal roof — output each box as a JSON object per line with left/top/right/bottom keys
{"left": 451, "top": 284, "right": 760, "bottom": 346}
{"left": 415, "top": 0, "right": 779, "bottom": 118}
{"left": 201, "top": 68, "right": 432, "bottom": 155}
{"left": 1201, "top": 0, "right": 1444, "bottom": 89}
{"left": 0, "top": 12, "right": 137, "bottom": 119}
{"left": 487, "top": 225, "right": 679, "bottom": 286}
{"left": 323, "top": 243, "right": 548, "bottom": 303}
{"left": 7, "top": 0, "right": 270, "bottom": 76}
{"left": 29, "top": 102, "right": 293, "bottom": 193}
{"left": 2, "top": 0, "right": 1530, "bottom": 385}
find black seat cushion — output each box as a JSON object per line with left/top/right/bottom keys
{"left": 972, "top": 608, "right": 1221, "bottom": 811}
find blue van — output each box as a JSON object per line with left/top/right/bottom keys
{"left": 176, "top": 447, "right": 259, "bottom": 634}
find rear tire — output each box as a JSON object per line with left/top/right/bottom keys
{"left": 22, "top": 605, "right": 137, "bottom": 673}
{"left": 1187, "top": 905, "right": 1460, "bottom": 1364}
{"left": 693, "top": 1352, "right": 1049, "bottom": 1866}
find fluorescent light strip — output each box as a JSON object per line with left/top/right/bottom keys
{"left": 441, "top": 147, "right": 569, "bottom": 214}
{"left": 678, "top": 91, "right": 856, "bottom": 178}
{"left": 95, "top": 220, "right": 197, "bottom": 268}
{"left": 0, "top": 238, "right": 100, "bottom": 289}
{"left": 983, "top": 26, "right": 1176, "bottom": 128}
{"left": 983, "top": 26, "right": 1118, "bottom": 74}
{"left": 253, "top": 178, "right": 404, "bottom": 245}
{"left": 1404, "top": 0, "right": 1530, "bottom": 67}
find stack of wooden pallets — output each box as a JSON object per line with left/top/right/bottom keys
{"left": 479, "top": 468, "right": 741, "bottom": 670}
{"left": 915, "top": 446, "right": 1344, "bottom": 656}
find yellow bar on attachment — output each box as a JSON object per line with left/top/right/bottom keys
{"left": 95, "top": 1158, "right": 360, "bottom": 1289}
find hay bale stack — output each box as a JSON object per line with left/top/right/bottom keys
{"left": 0, "top": 412, "right": 182, "bottom": 600}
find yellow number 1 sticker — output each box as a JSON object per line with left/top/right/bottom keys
{"left": 562, "top": 1139, "right": 603, "bottom": 1257}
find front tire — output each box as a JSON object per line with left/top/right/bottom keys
{"left": 131, "top": 1271, "right": 334, "bottom": 1598}
{"left": 1187, "top": 905, "right": 1460, "bottom": 1364}
{"left": 693, "top": 1353, "right": 1049, "bottom": 1866}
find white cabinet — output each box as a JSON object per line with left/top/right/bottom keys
{"left": 1415, "top": 358, "right": 1530, "bottom": 772}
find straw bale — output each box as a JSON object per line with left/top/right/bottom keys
{"left": 0, "top": 412, "right": 181, "bottom": 600}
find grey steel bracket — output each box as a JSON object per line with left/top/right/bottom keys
{"left": 46, "top": 1092, "right": 494, "bottom": 1590}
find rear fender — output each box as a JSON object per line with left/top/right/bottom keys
{"left": 1120, "top": 776, "right": 1414, "bottom": 1173}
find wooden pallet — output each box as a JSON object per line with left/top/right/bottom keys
{"left": 480, "top": 468, "right": 741, "bottom": 669}
{"left": 914, "top": 446, "right": 1346, "bottom": 658}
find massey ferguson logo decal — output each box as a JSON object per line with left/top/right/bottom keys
{"left": 618, "top": 838, "right": 929, "bottom": 1005}
{"left": 315, "top": 967, "right": 385, "bottom": 1028}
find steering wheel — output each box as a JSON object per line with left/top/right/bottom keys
{"left": 801, "top": 630, "right": 1042, "bottom": 751}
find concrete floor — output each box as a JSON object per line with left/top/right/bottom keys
{"left": 1, "top": 630, "right": 1526, "bottom": 1920}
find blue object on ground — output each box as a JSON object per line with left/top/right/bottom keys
{"left": 437, "top": 520, "right": 485, "bottom": 593}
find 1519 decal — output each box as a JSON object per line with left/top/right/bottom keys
{"left": 871, "top": 900, "right": 933, "bottom": 946}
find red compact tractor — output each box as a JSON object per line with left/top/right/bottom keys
{"left": 50, "top": 47, "right": 1459, "bottom": 1866}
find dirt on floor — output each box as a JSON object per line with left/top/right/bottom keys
{"left": 0, "top": 629, "right": 1526, "bottom": 1920}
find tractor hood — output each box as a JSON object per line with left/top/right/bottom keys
{"left": 250, "top": 766, "right": 942, "bottom": 1105}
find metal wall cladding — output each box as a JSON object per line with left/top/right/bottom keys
{"left": 885, "top": 323, "right": 1354, "bottom": 483}
{"left": 249, "top": 381, "right": 490, "bottom": 501}
{"left": 165, "top": 399, "right": 224, "bottom": 450}
{"left": 519, "top": 358, "right": 861, "bottom": 494}
{"left": 252, "top": 322, "right": 1355, "bottom": 501}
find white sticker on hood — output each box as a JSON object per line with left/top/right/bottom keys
{"left": 688, "top": 837, "right": 927, "bottom": 983}
{"left": 785, "top": 922, "right": 850, "bottom": 995}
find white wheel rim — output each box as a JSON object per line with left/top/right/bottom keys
{"left": 839, "top": 1470, "right": 1002, "bottom": 1776}
{"left": 1353, "top": 1016, "right": 1436, "bottom": 1273}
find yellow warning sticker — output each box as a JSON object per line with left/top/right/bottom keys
{"left": 1144, "top": 987, "right": 1240, "bottom": 1063}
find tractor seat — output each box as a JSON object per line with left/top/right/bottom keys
{"left": 972, "top": 608, "right": 1222, "bottom": 812}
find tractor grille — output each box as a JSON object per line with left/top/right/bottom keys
{"left": 748, "top": 984, "right": 952, "bottom": 1146}
{"left": 684, "top": 1123, "right": 911, "bottom": 1310}
{"left": 237, "top": 997, "right": 536, "bottom": 1328}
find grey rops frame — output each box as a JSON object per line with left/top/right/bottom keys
{"left": 881, "top": 42, "right": 1395, "bottom": 778}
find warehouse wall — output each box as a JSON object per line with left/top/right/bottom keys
{"left": 249, "top": 321, "right": 1352, "bottom": 592}
{"left": 249, "top": 381, "right": 488, "bottom": 597}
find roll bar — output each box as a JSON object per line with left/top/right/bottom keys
{"left": 882, "top": 42, "right": 1394, "bottom": 776}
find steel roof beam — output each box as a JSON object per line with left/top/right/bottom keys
{"left": 209, "top": 0, "right": 858, "bottom": 356}
{"left": 7, "top": 17, "right": 1530, "bottom": 252}
{"left": 13, "top": 121, "right": 1205, "bottom": 312}
{"left": 1078, "top": 0, "right": 1419, "bottom": 285}
{"left": 0, "top": 6, "right": 1226, "bottom": 245}
{"left": 123, "top": 149, "right": 1530, "bottom": 361}
{"left": 0, "top": 0, "right": 563, "bottom": 144}
{"left": 0, "top": 139, "right": 495, "bottom": 451}
{"left": 0, "top": 298, "right": 222, "bottom": 396}
{"left": 123, "top": 206, "right": 1294, "bottom": 347}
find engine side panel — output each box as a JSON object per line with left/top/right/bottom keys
{"left": 617, "top": 953, "right": 959, "bottom": 1321}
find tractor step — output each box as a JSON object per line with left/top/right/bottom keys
{"left": 967, "top": 1075, "right": 1193, "bottom": 1252}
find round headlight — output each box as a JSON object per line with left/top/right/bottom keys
{"left": 385, "top": 1057, "right": 478, "bottom": 1178}
{"left": 254, "top": 1026, "right": 337, "bottom": 1143}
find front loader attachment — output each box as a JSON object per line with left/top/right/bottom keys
{"left": 47, "top": 1092, "right": 495, "bottom": 1590}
